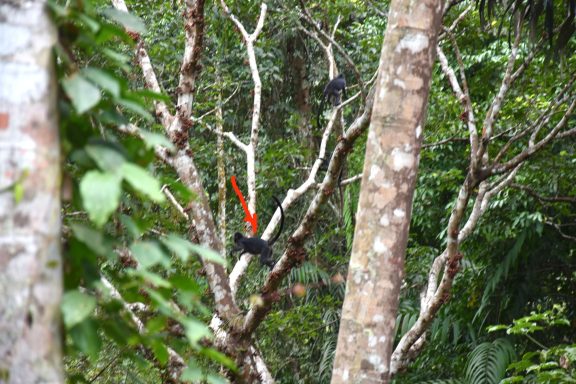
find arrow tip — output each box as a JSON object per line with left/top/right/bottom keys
{"left": 245, "top": 213, "right": 258, "bottom": 235}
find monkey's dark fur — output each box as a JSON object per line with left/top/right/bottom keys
{"left": 232, "top": 196, "right": 284, "bottom": 269}
{"left": 317, "top": 74, "right": 347, "bottom": 127}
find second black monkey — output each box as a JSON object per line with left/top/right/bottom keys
{"left": 317, "top": 74, "right": 347, "bottom": 127}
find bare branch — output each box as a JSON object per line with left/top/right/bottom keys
{"left": 193, "top": 86, "right": 239, "bottom": 122}
{"left": 422, "top": 136, "right": 468, "bottom": 148}
{"left": 437, "top": 45, "right": 479, "bottom": 166}
{"left": 219, "top": 1, "right": 268, "bottom": 215}
{"left": 340, "top": 174, "right": 362, "bottom": 185}
{"left": 545, "top": 221, "right": 576, "bottom": 241}
{"left": 494, "top": 97, "right": 576, "bottom": 175}
{"left": 441, "top": 4, "right": 473, "bottom": 35}
{"left": 511, "top": 184, "right": 576, "bottom": 204}
{"left": 161, "top": 185, "right": 189, "bottom": 220}
{"left": 478, "top": 15, "right": 522, "bottom": 161}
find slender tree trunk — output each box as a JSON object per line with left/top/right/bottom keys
{"left": 0, "top": 2, "right": 63, "bottom": 383}
{"left": 330, "top": 1, "right": 444, "bottom": 383}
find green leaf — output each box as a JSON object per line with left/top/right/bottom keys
{"left": 85, "top": 143, "right": 125, "bottom": 172}
{"left": 62, "top": 73, "right": 101, "bottom": 114}
{"left": 71, "top": 224, "right": 110, "bottom": 255}
{"left": 102, "top": 48, "right": 130, "bottom": 68}
{"left": 120, "top": 163, "right": 165, "bottom": 203}
{"left": 13, "top": 182, "right": 24, "bottom": 203}
{"left": 82, "top": 67, "right": 121, "bottom": 98}
{"left": 160, "top": 234, "right": 226, "bottom": 265}
{"left": 140, "top": 130, "right": 175, "bottom": 151}
{"left": 487, "top": 324, "right": 509, "bottom": 332}
{"left": 102, "top": 7, "right": 146, "bottom": 34}
{"left": 183, "top": 319, "right": 212, "bottom": 347}
{"left": 117, "top": 98, "right": 153, "bottom": 121}
{"left": 181, "top": 361, "right": 203, "bottom": 381}
{"left": 206, "top": 374, "right": 229, "bottom": 384}
{"left": 70, "top": 319, "right": 101, "bottom": 360}
{"left": 62, "top": 290, "right": 97, "bottom": 329}
{"left": 150, "top": 339, "right": 169, "bottom": 365}
{"left": 189, "top": 243, "right": 226, "bottom": 266}
{"left": 119, "top": 214, "right": 143, "bottom": 239}
{"left": 131, "top": 269, "right": 172, "bottom": 288}
{"left": 80, "top": 170, "right": 122, "bottom": 227}
{"left": 145, "top": 316, "right": 167, "bottom": 334}
{"left": 145, "top": 288, "right": 173, "bottom": 315}
{"left": 130, "top": 241, "right": 169, "bottom": 269}
{"left": 131, "top": 89, "right": 171, "bottom": 103}
{"left": 201, "top": 348, "right": 237, "bottom": 371}
{"left": 161, "top": 234, "right": 194, "bottom": 262}
{"left": 78, "top": 13, "right": 101, "bottom": 33}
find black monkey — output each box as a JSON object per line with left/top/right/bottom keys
{"left": 231, "top": 196, "right": 284, "bottom": 269}
{"left": 317, "top": 74, "right": 347, "bottom": 127}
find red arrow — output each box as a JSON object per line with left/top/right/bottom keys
{"left": 230, "top": 176, "right": 258, "bottom": 234}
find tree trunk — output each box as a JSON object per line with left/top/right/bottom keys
{"left": 0, "top": 2, "right": 63, "bottom": 383}
{"left": 330, "top": 1, "right": 444, "bottom": 383}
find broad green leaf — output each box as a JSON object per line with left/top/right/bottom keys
{"left": 145, "top": 288, "right": 173, "bottom": 315}
{"left": 62, "top": 290, "right": 97, "bottom": 329}
{"left": 130, "top": 241, "right": 169, "bottom": 269}
{"left": 102, "top": 7, "right": 146, "bottom": 34}
{"left": 131, "top": 89, "right": 171, "bottom": 103}
{"left": 62, "top": 73, "right": 101, "bottom": 114}
{"left": 206, "top": 374, "right": 229, "bottom": 384}
{"left": 117, "top": 98, "right": 153, "bottom": 121}
{"left": 145, "top": 316, "right": 167, "bottom": 334}
{"left": 80, "top": 171, "right": 121, "bottom": 227}
{"left": 120, "top": 163, "right": 165, "bottom": 203}
{"left": 140, "top": 130, "right": 175, "bottom": 151}
{"left": 160, "top": 234, "right": 226, "bottom": 265}
{"left": 78, "top": 13, "right": 101, "bottom": 33}
{"left": 189, "top": 243, "right": 226, "bottom": 266}
{"left": 13, "top": 182, "right": 24, "bottom": 203}
{"left": 119, "top": 214, "right": 143, "bottom": 239}
{"left": 70, "top": 319, "right": 101, "bottom": 360}
{"left": 150, "top": 339, "right": 169, "bottom": 365}
{"left": 85, "top": 143, "right": 125, "bottom": 172}
{"left": 131, "top": 269, "right": 172, "bottom": 288}
{"left": 102, "top": 48, "right": 130, "bottom": 68}
{"left": 181, "top": 361, "right": 203, "bottom": 381}
{"left": 82, "top": 67, "right": 121, "bottom": 98}
{"left": 183, "top": 318, "right": 212, "bottom": 347}
{"left": 71, "top": 224, "right": 110, "bottom": 255}
{"left": 201, "top": 348, "right": 237, "bottom": 371}
{"left": 161, "top": 234, "right": 194, "bottom": 262}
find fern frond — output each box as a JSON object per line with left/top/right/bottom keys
{"left": 465, "top": 338, "right": 516, "bottom": 384}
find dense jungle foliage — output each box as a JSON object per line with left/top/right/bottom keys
{"left": 52, "top": 0, "right": 575, "bottom": 382}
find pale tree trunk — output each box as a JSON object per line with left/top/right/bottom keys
{"left": 331, "top": 1, "right": 444, "bottom": 383}
{"left": 0, "top": 2, "right": 63, "bottom": 384}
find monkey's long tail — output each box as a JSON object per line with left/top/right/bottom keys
{"left": 268, "top": 196, "right": 284, "bottom": 247}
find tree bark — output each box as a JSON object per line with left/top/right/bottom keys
{"left": 0, "top": 2, "right": 63, "bottom": 383}
{"left": 330, "top": 1, "right": 444, "bottom": 383}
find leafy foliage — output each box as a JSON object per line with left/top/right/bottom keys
{"left": 465, "top": 339, "right": 516, "bottom": 384}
